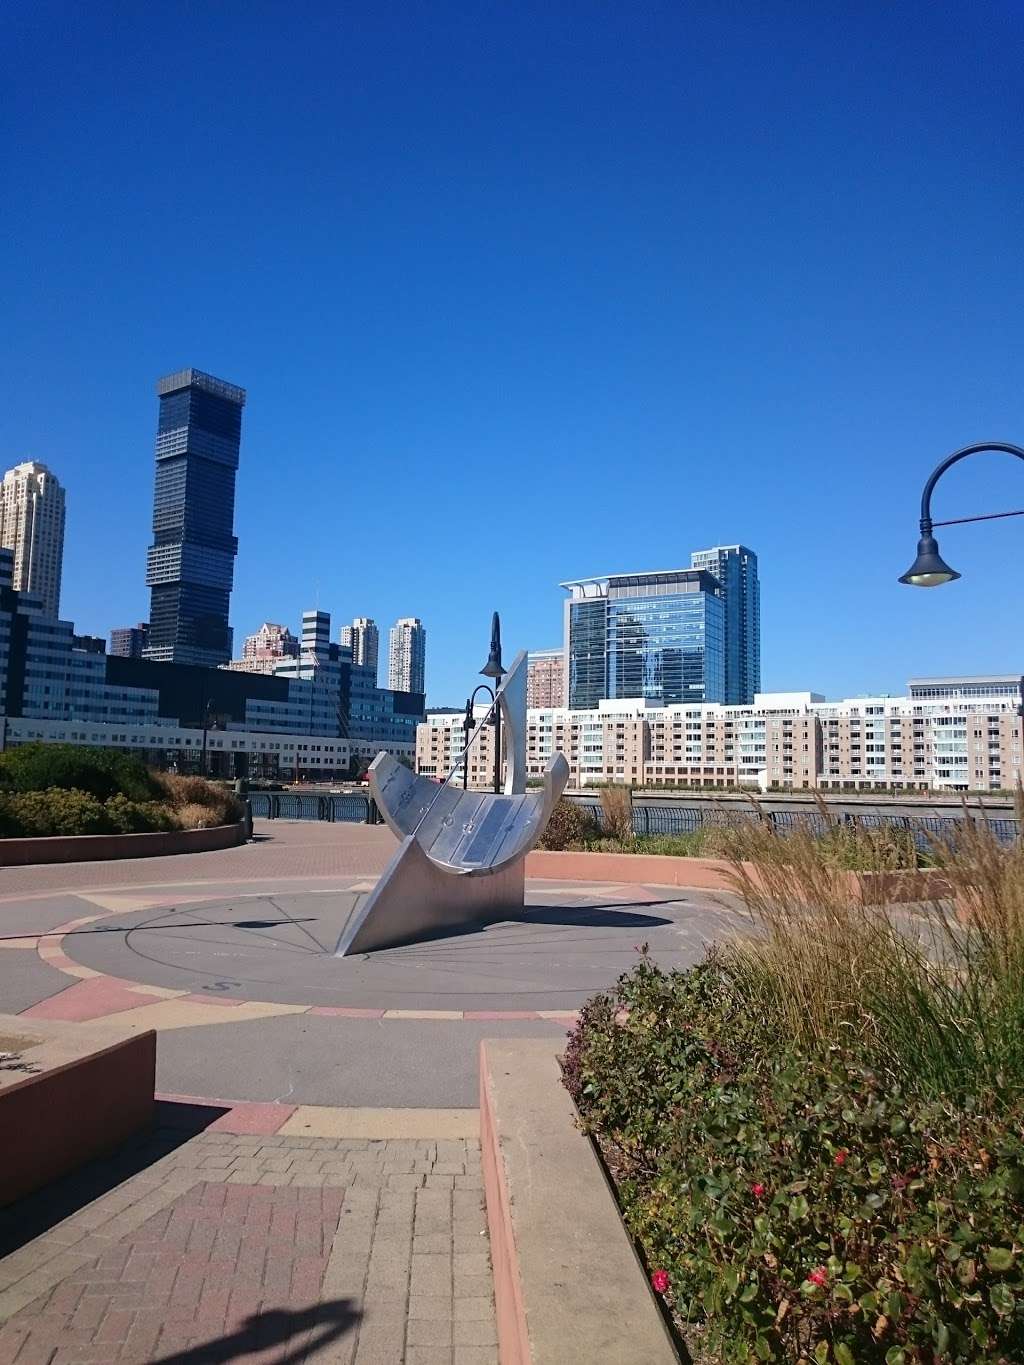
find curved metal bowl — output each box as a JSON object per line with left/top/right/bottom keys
{"left": 369, "top": 751, "right": 569, "bottom": 877}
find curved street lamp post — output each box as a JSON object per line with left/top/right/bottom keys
{"left": 462, "top": 684, "right": 496, "bottom": 789}
{"left": 456, "top": 615, "right": 506, "bottom": 792}
{"left": 899, "top": 440, "right": 1024, "bottom": 751}
{"left": 201, "top": 699, "right": 216, "bottom": 777}
{"left": 480, "top": 612, "right": 505, "bottom": 793}
{"left": 898, "top": 441, "right": 1024, "bottom": 587}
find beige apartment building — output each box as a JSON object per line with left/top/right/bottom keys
{"left": 415, "top": 677, "right": 1023, "bottom": 793}
{"left": 417, "top": 708, "right": 497, "bottom": 789}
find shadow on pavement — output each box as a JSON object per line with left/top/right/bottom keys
{"left": 515, "top": 904, "right": 672, "bottom": 928}
{"left": 0, "top": 1101, "right": 227, "bottom": 1258}
{"left": 152, "top": 1299, "right": 362, "bottom": 1364}
{"left": 374, "top": 901, "right": 675, "bottom": 953}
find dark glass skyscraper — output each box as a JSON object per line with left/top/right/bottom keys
{"left": 144, "top": 369, "right": 246, "bottom": 667}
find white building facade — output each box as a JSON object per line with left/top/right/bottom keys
{"left": 4, "top": 715, "right": 350, "bottom": 781}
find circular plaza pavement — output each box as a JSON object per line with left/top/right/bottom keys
{"left": 59, "top": 878, "right": 737, "bottom": 1013}
{"left": 0, "top": 822, "right": 741, "bottom": 1105}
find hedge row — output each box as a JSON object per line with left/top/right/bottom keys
{"left": 0, "top": 743, "right": 161, "bottom": 803}
{"left": 0, "top": 788, "right": 179, "bottom": 837}
{"left": 0, "top": 744, "right": 242, "bottom": 838}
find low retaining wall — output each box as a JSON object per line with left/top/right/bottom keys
{"left": 525, "top": 849, "right": 950, "bottom": 903}
{"left": 526, "top": 848, "right": 734, "bottom": 889}
{"left": 480, "top": 1039, "right": 677, "bottom": 1364}
{"left": 0, "top": 1015, "right": 156, "bottom": 1206}
{"left": 0, "top": 819, "right": 246, "bottom": 867}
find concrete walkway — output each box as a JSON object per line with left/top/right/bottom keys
{"left": 0, "top": 1102, "right": 496, "bottom": 1365}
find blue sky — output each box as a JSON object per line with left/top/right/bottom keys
{"left": 3, "top": 2, "right": 1021, "bottom": 706}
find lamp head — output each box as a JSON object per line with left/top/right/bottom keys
{"left": 898, "top": 532, "right": 961, "bottom": 588}
{"left": 480, "top": 610, "right": 504, "bottom": 678}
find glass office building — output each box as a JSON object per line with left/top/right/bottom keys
{"left": 564, "top": 570, "right": 726, "bottom": 708}
{"left": 144, "top": 369, "right": 246, "bottom": 667}
{"left": 690, "top": 545, "right": 760, "bottom": 704}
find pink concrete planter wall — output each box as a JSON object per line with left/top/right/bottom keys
{"left": 0, "top": 1032, "right": 156, "bottom": 1206}
{"left": 480, "top": 1045, "right": 531, "bottom": 1365}
{"left": 858, "top": 868, "right": 951, "bottom": 903}
{"left": 526, "top": 848, "right": 735, "bottom": 889}
{"left": 0, "top": 820, "right": 245, "bottom": 867}
{"left": 525, "top": 848, "right": 950, "bottom": 903}
{"left": 480, "top": 1040, "right": 678, "bottom": 1365}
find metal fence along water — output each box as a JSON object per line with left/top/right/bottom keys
{"left": 248, "top": 791, "right": 374, "bottom": 823}
{"left": 576, "top": 800, "right": 1020, "bottom": 849}
{"left": 246, "top": 790, "right": 1019, "bottom": 847}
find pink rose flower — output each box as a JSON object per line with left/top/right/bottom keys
{"left": 808, "top": 1266, "right": 828, "bottom": 1287}
{"left": 650, "top": 1269, "right": 670, "bottom": 1294}
{"left": 751, "top": 1182, "right": 766, "bottom": 1198}
{"left": 833, "top": 1149, "right": 848, "bottom": 1167}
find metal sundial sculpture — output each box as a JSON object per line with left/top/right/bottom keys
{"left": 335, "top": 617, "right": 569, "bottom": 956}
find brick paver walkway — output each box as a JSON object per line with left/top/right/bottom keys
{"left": 0, "top": 1118, "right": 496, "bottom": 1365}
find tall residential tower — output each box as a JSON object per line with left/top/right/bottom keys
{"left": 0, "top": 461, "right": 66, "bottom": 617}
{"left": 144, "top": 368, "right": 246, "bottom": 667}
{"left": 388, "top": 617, "right": 426, "bottom": 694}
{"left": 340, "top": 617, "right": 379, "bottom": 680}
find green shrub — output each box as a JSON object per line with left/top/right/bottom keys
{"left": 0, "top": 797, "right": 24, "bottom": 838}
{"left": 538, "top": 797, "right": 600, "bottom": 850}
{"left": 103, "top": 794, "right": 177, "bottom": 834}
{"left": 565, "top": 956, "right": 1024, "bottom": 1364}
{"left": 565, "top": 822, "right": 1024, "bottom": 1360}
{"left": 0, "top": 787, "right": 112, "bottom": 836}
{"left": 0, "top": 771, "right": 241, "bottom": 838}
{"left": 0, "top": 783, "right": 211, "bottom": 837}
{"left": 582, "top": 832, "right": 722, "bottom": 856}
{"left": 0, "top": 743, "right": 160, "bottom": 803}
{"left": 633, "top": 830, "right": 729, "bottom": 858}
